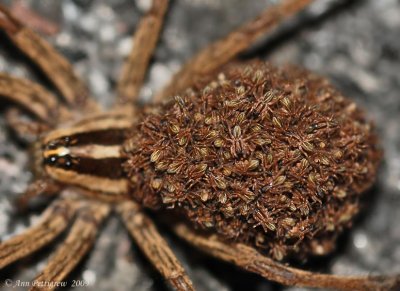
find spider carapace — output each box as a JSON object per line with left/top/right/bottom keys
{"left": 0, "top": 0, "right": 399, "bottom": 291}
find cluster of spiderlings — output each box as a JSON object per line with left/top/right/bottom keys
{"left": 124, "top": 61, "right": 381, "bottom": 261}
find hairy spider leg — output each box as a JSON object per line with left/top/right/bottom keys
{"left": 154, "top": 0, "right": 315, "bottom": 102}
{"left": 173, "top": 223, "right": 400, "bottom": 291}
{"left": 12, "top": 178, "right": 63, "bottom": 212}
{"left": 0, "top": 199, "right": 78, "bottom": 269}
{"left": 0, "top": 4, "right": 99, "bottom": 115}
{"left": 0, "top": 73, "right": 70, "bottom": 127}
{"left": 116, "top": 201, "right": 194, "bottom": 291}
{"left": 115, "top": 0, "right": 169, "bottom": 108}
{"left": 31, "top": 202, "right": 110, "bottom": 291}
{"left": 5, "top": 108, "right": 51, "bottom": 138}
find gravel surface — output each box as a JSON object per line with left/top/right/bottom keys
{"left": 0, "top": 0, "right": 399, "bottom": 290}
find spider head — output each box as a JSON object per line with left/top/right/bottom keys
{"left": 30, "top": 134, "right": 77, "bottom": 181}
{"left": 42, "top": 136, "right": 74, "bottom": 168}
{"left": 30, "top": 124, "right": 130, "bottom": 197}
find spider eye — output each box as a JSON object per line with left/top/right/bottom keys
{"left": 44, "top": 154, "right": 75, "bottom": 168}
{"left": 46, "top": 155, "right": 58, "bottom": 165}
{"left": 46, "top": 142, "right": 58, "bottom": 150}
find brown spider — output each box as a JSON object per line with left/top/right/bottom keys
{"left": 0, "top": 0, "right": 399, "bottom": 291}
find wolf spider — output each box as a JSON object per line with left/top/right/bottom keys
{"left": 0, "top": 0, "right": 399, "bottom": 290}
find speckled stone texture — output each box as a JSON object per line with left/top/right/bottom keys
{"left": 0, "top": 0, "right": 399, "bottom": 291}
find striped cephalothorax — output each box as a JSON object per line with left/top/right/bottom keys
{"left": 0, "top": 1, "right": 399, "bottom": 291}
{"left": 40, "top": 118, "right": 130, "bottom": 197}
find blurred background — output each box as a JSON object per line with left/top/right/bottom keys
{"left": 0, "top": 0, "right": 399, "bottom": 290}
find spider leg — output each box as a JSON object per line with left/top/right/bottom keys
{"left": 0, "top": 199, "right": 78, "bottom": 269}
{"left": 173, "top": 223, "right": 400, "bottom": 291}
{"left": 155, "top": 0, "right": 314, "bottom": 102}
{"left": 116, "top": 201, "right": 194, "bottom": 291}
{"left": 13, "top": 179, "right": 62, "bottom": 212}
{"left": 0, "top": 73, "right": 70, "bottom": 125}
{"left": 115, "top": 0, "right": 169, "bottom": 107}
{"left": 5, "top": 108, "right": 50, "bottom": 139}
{"left": 31, "top": 202, "right": 110, "bottom": 291}
{"left": 0, "top": 4, "right": 98, "bottom": 113}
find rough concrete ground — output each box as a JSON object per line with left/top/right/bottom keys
{"left": 0, "top": 0, "right": 399, "bottom": 290}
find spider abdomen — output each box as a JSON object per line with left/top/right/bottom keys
{"left": 124, "top": 61, "right": 381, "bottom": 261}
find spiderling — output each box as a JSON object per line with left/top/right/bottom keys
{"left": 124, "top": 60, "right": 381, "bottom": 261}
